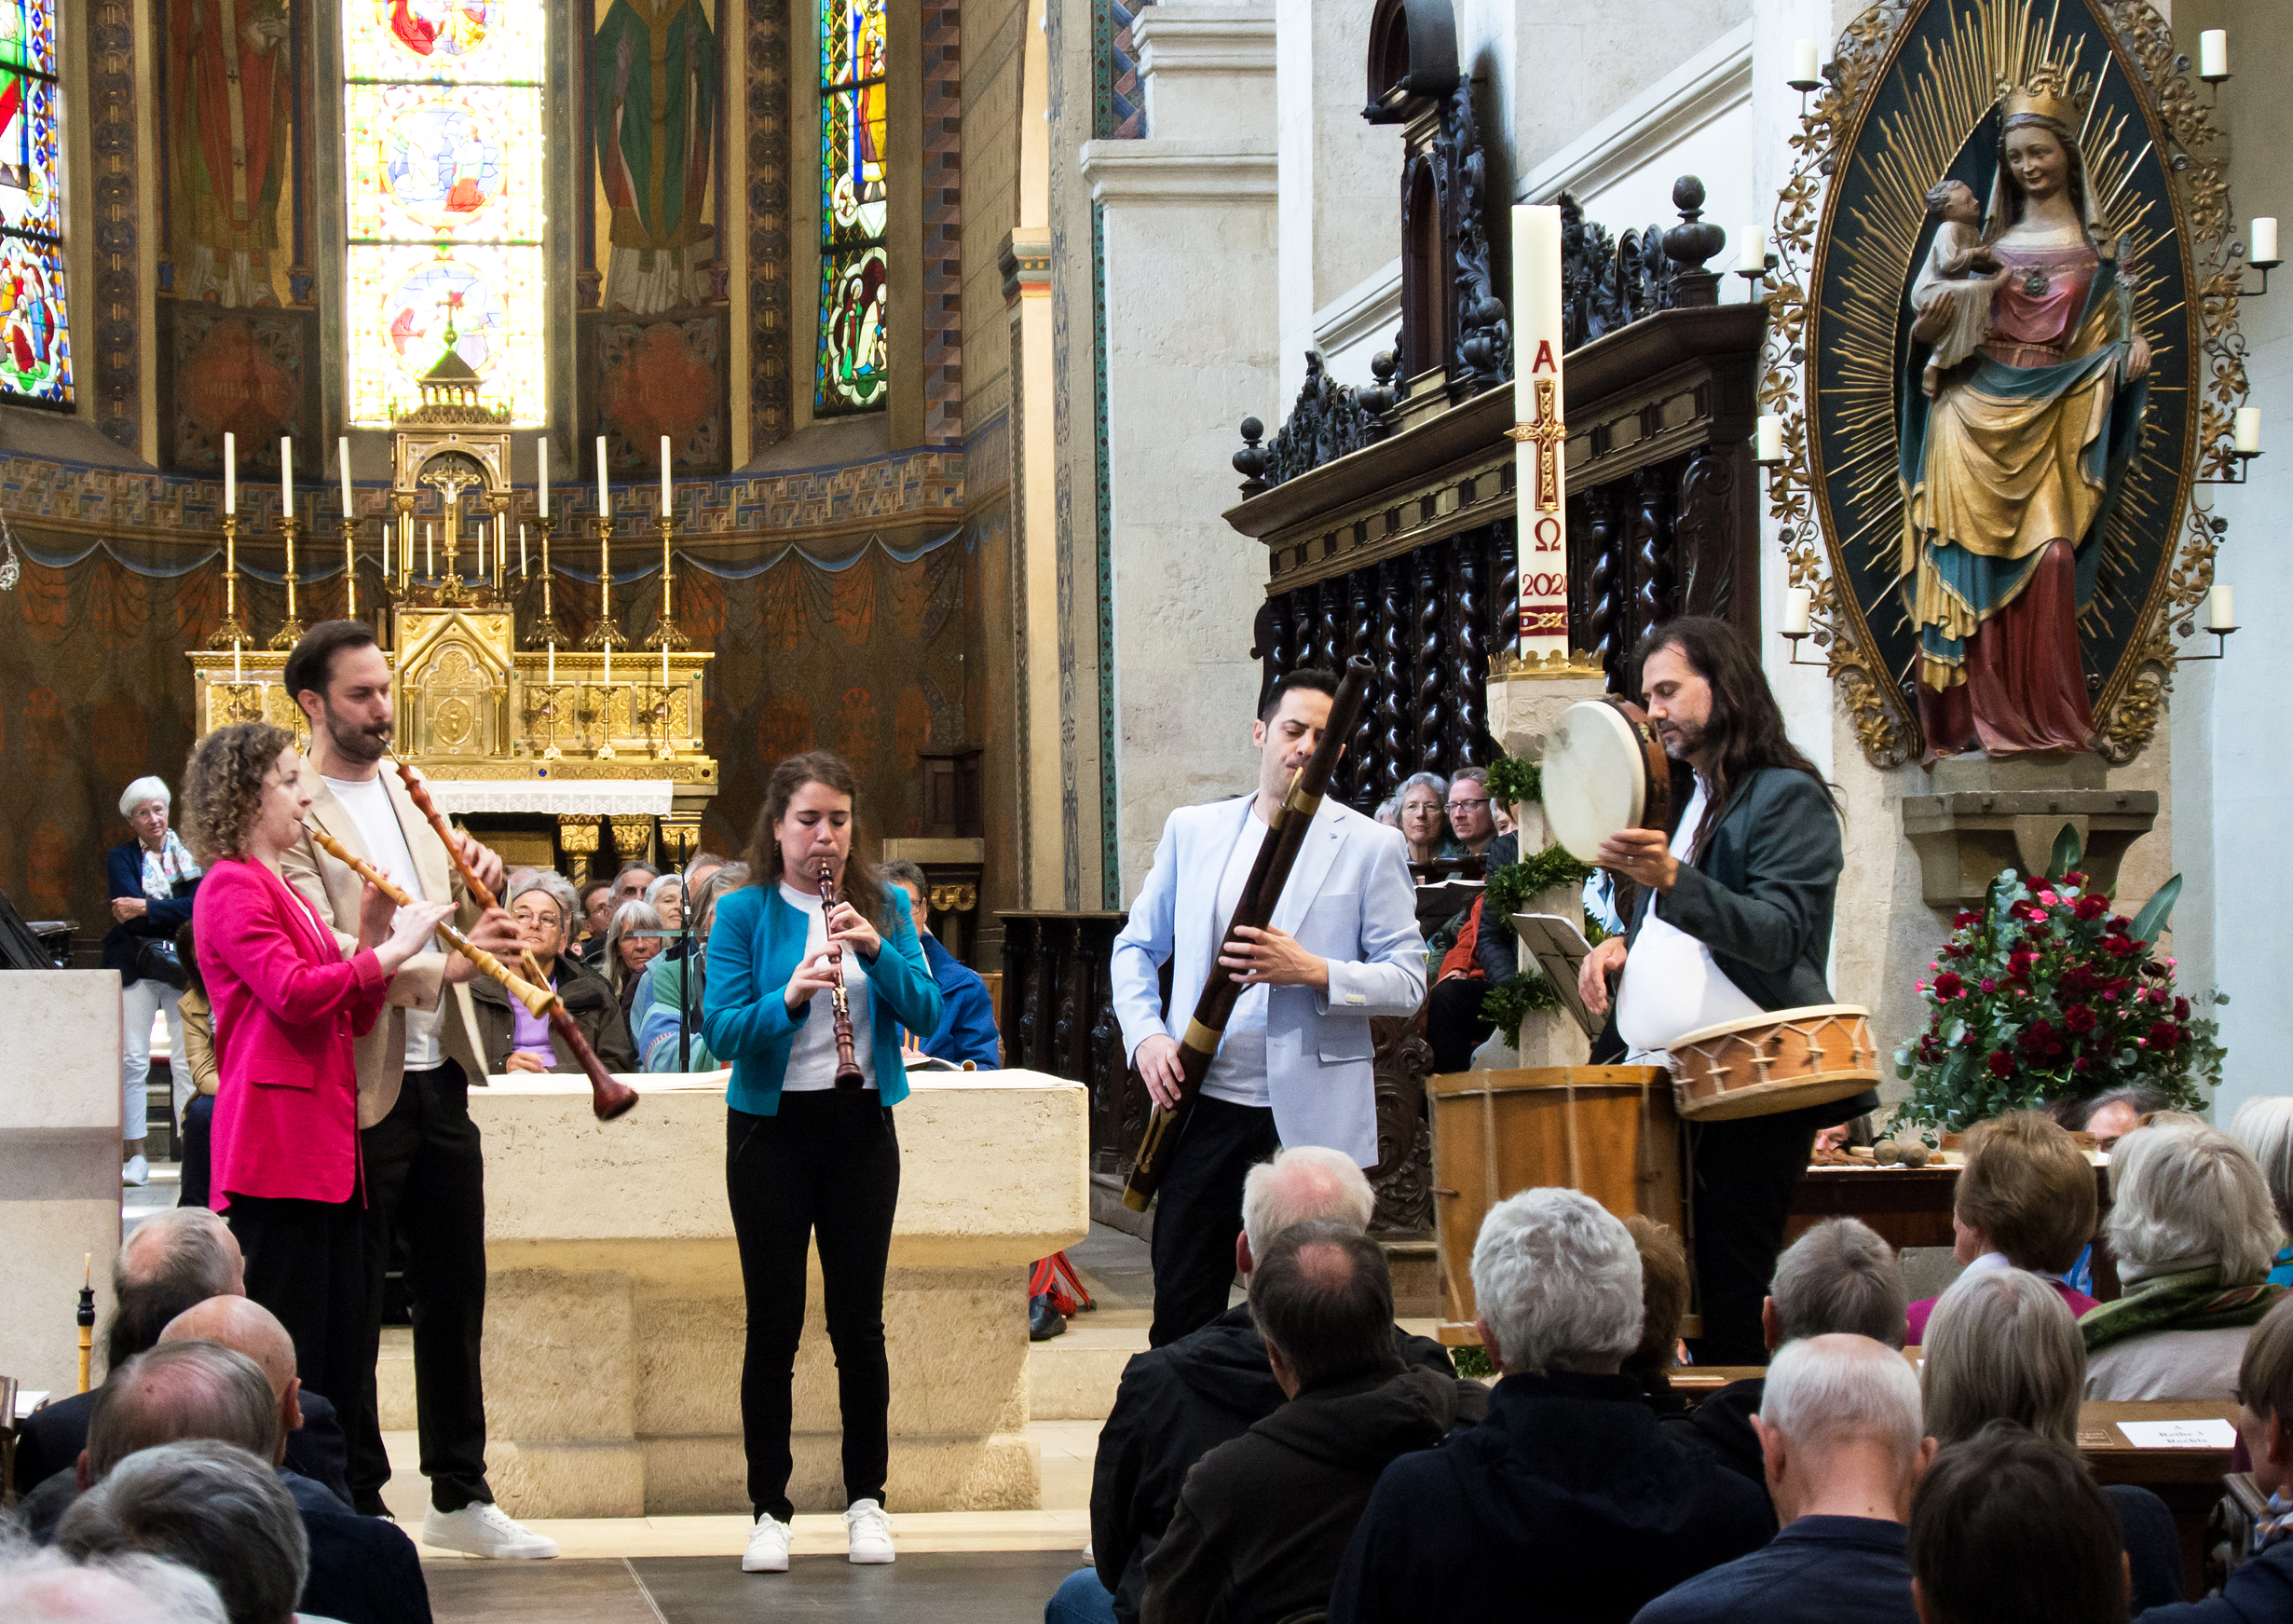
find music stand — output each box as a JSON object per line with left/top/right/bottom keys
{"left": 1510, "top": 912, "right": 1602, "bottom": 1039}
{"left": 0, "top": 885, "right": 59, "bottom": 970}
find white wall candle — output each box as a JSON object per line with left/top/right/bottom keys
{"left": 520, "top": 522, "right": 528, "bottom": 577}
{"left": 596, "top": 435, "right": 610, "bottom": 520}
{"left": 338, "top": 437, "right": 351, "bottom": 517}
{"left": 538, "top": 437, "right": 549, "bottom": 517}
{"left": 1754, "top": 415, "right": 1784, "bottom": 463}
{"left": 1791, "top": 38, "right": 1820, "bottom": 84}
{"left": 280, "top": 437, "right": 292, "bottom": 518}
{"left": 2200, "top": 30, "right": 2228, "bottom": 79}
{"left": 2235, "top": 405, "right": 2262, "bottom": 454}
{"left": 1782, "top": 586, "right": 1812, "bottom": 635}
{"left": 223, "top": 431, "right": 236, "bottom": 514}
{"left": 1740, "top": 225, "right": 1767, "bottom": 270}
{"left": 2253, "top": 217, "right": 2279, "bottom": 266}
{"left": 2207, "top": 584, "right": 2237, "bottom": 631}
{"left": 661, "top": 435, "right": 673, "bottom": 514}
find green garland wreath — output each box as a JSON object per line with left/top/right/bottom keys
{"left": 1482, "top": 756, "right": 1541, "bottom": 808}
{"left": 1483, "top": 845, "right": 1597, "bottom": 921}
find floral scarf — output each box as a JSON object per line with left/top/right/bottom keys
{"left": 140, "top": 830, "right": 200, "bottom": 902}
{"left": 2079, "top": 1264, "right": 2283, "bottom": 1353}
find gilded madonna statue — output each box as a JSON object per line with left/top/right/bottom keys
{"left": 1898, "top": 68, "right": 2152, "bottom": 762}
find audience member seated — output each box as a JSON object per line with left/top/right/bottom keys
{"left": 1, "top": 1540, "right": 229, "bottom": 1624}
{"left": 1906, "top": 1422, "right": 2131, "bottom": 1624}
{"left": 1140, "top": 1222, "right": 1487, "bottom": 1624}
{"left": 2083, "top": 1122, "right": 2285, "bottom": 1400}
{"left": 1675, "top": 1217, "right": 1907, "bottom": 1493}
{"left": 1327, "top": 1188, "right": 1770, "bottom": 1623}
{"left": 1920, "top": 1268, "right": 2180, "bottom": 1610}
{"left": 1904, "top": 1112, "right": 2099, "bottom": 1343}
{"left": 58, "top": 1441, "right": 313, "bottom": 1624}
{"left": 2229, "top": 1098, "right": 2293, "bottom": 1288}
{"left": 1443, "top": 770, "right": 1498, "bottom": 858}
{"left": 1635, "top": 1335, "right": 1930, "bottom": 1624}
{"left": 173, "top": 921, "right": 221, "bottom": 1211}
{"left": 577, "top": 878, "right": 617, "bottom": 961}
{"left": 1052, "top": 1147, "right": 1454, "bottom": 1624}
{"left": 156, "top": 1298, "right": 352, "bottom": 1510}
{"left": 637, "top": 862, "right": 749, "bottom": 1071}
{"left": 2055, "top": 1085, "right": 2172, "bottom": 1151}
{"left": 1422, "top": 838, "right": 1519, "bottom": 1072}
{"left": 468, "top": 874, "right": 635, "bottom": 1075}
{"left": 1623, "top": 1216, "right": 1694, "bottom": 1417}
{"left": 881, "top": 861, "right": 1001, "bottom": 1069}
{"left": 1396, "top": 772, "right": 1450, "bottom": 865}
{"left": 602, "top": 899, "right": 666, "bottom": 1026}
{"left": 2136, "top": 1293, "right": 2293, "bottom": 1620}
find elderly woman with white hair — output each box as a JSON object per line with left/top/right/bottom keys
{"left": 2081, "top": 1122, "right": 2286, "bottom": 1401}
{"left": 2230, "top": 1097, "right": 2293, "bottom": 1289}
{"left": 1922, "top": 1267, "right": 2186, "bottom": 1610}
{"left": 102, "top": 775, "right": 205, "bottom": 1186}
{"left": 1328, "top": 1187, "right": 1770, "bottom": 1622}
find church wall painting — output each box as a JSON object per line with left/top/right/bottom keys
{"left": 0, "top": 0, "right": 72, "bottom": 408}
{"left": 162, "top": 0, "right": 298, "bottom": 312}
{"left": 156, "top": 300, "right": 322, "bottom": 475}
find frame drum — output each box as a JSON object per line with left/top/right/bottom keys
{"left": 1541, "top": 698, "right": 1672, "bottom": 864}
{"left": 1429, "top": 1065, "right": 1686, "bottom": 1346}
{"left": 1665, "top": 1004, "right": 1880, "bottom": 1122}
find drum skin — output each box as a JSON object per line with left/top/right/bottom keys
{"left": 1541, "top": 697, "right": 1672, "bottom": 864}
{"left": 1666, "top": 1004, "right": 1880, "bottom": 1122}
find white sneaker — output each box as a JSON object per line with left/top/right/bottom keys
{"left": 1083, "top": 1541, "right": 1096, "bottom": 1565}
{"left": 421, "top": 1503, "right": 559, "bottom": 1559}
{"left": 122, "top": 1155, "right": 148, "bottom": 1187}
{"left": 742, "top": 1514, "right": 792, "bottom": 1573}
{"left": 845, "top": 1498, "right": 894, "bottom": 1564}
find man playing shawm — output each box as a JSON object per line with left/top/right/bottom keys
{"left": 1112, "top": 670, "right": 1427, "bottom": 1348}
{"left": 1576, "top": 617, "right": 1877, "bottom": 1365}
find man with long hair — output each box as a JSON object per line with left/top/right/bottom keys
{"left": 1575, "top": 616, "right": 1877, "bottom": 1365}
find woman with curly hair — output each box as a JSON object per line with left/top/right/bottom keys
{"left": 185, "top": 721, "right": 453, "bottom": 1420}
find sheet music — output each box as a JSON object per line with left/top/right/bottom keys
{"left": 1511, "top": 912, "right": 1601, "bottom": 1038}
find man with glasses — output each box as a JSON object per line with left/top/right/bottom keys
{"left": 471, "top": 874, "right": 635, "bottom": 1076}
{"left": 1442, "top": 770, "right": 1498, "bottom": 857}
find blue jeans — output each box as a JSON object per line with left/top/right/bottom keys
{"left": 1046, "top": 1567, "right": 1118, "bottom": 1624}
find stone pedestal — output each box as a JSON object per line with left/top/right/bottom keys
{"left": 1484, "top": 666, "right": 1612, "bottom": 763}
{"left": 0, "top": 972, "right": 124, "bottom": 1399}
{"left": 465, "top": 1070, "right": 1089, "bottom": 1518}
{"left": 1899, "top": 756, "right": 2160, "bottom": 908}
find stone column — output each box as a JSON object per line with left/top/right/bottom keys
{"left": 1081, "top": 4, "right": 1280, "bottom": 895}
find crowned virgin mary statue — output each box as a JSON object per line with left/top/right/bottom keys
{"left": 1898, "top": 67, "right": 2153, "bottom": 762}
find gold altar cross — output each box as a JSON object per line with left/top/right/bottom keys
{"left": 1507, "top": 376, "right": 1566, "bottom": 512}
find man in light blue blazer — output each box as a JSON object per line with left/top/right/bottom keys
{"left": 1112, "top": 669, "right": 1427, "bottom": 1346}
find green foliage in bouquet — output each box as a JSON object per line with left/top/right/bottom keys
{"left": 1896, "top": 825, "right": 2218, "bottom": 1132}
{"left": 1481, "top": 971, "right": 1563, "bottom": 1049}
{"left": 1483, "top": 845, "right": 1596, "bottom": 924}
{"left": 1482, "top": 755, "right": 1542, "bottom": 810}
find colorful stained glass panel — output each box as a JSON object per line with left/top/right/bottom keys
{"left": 821, "top": 84, "right": 887, "bottom": 246}
{"left": 0, "top": 230, "right": 69, "bottom": 404}
{"left": 819, "top": 0, "right": 884, "bottom": 89}
{"left": 816, "top": 243, "right": 887, "bottom": 412}
{"left": 814, "top": 0, "right": 885, "bottom": 416}
{"left": 0, "top": 71, "right": 61, "bottom": 239}
{"left": 346, "top": 82, "right": 542, "bottom": 242}
{"left": 345, "top": 0, "right": 541, "bottom": 85}
{"left": 347, "top": 242, "right": 542, "bottom": 425}
{"left": 0, "top": 0, "right": 64, "bottom": 407}
{"left": 0, "top": 0, "right": 55, "bottom": 78}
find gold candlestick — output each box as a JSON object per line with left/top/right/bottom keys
{"left": 652, "top": 514, "right": 689, "bottom": 650}
{"left": 268, "top": 514, "right": 306, "bottom": 649}
{"left": 532, "top": 514, "right": 560, "bottom": 647}
{"left": 209, "top": 515, "right": 250, "bottom": 648}
{"left": 341, "top": 514, "right": 360, "bottom": 622}
{"left": 584, "top": 512, "right": 626, "bottom": 648}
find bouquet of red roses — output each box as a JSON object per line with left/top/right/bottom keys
{"left": 1898, "top": 850, "right": 2213, "bottom": 1133}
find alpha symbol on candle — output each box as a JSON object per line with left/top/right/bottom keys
{"left": 1507, "top": 375, "right": 1568, "bottom": 513}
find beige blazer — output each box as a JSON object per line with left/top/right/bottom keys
{"left": 280, "top": 771, "right": 487, "bottom": 1128}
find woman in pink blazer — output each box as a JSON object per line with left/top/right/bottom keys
{"left": 185, "top": 721, "right": 451, "bottom": 1418}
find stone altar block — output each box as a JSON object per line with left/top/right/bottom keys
{"left": 465, "top": 1069, "right": 1089, "bottom": 1518}
{"left": 0, "top": 972, "right": 124, "bottom": 1398}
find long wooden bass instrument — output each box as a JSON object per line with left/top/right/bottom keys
{"left": 304, "top": 822, "right": 640, "bottom": 1120}
{"left": 1122, "top": 658, "right": 1372, "bottom": 1211}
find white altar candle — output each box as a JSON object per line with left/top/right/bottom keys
{"left": 1790, "top": 38, "right": 1820, "bottom": 85}
{"left": 2253, "top": 217, "right": 2279, "bottom": 266}
{"left": 1754, "top": 415, "right": 1784, "bottom": 463}
{"left": 604, "top": 640, "right": 612, "bottom": 687}
{"left": 537, "top": 437, "right": 549, "bottom": 518}
{"left": 427, "top": 523, "right": 434, "bottom": 577}
{"left": 338, "top": 437, "right": 352, "bottom": 518}
{"left": 1740, "top": 225, "right": 1766, "bottom": 270}
{"left": 596, "top": 435, "right": 610, "bottom": 520}
{"left": 2200, "top": 30, "right": 2228, "bottom": 80}
{"left": 661, "top": 435, "right": 673, "bottom": 515}
{"left": 475, "top": 516, "right": 485, "bottom": 580}
{"left": 662, "top": 642, "right": 671, "bottom": 689}
{"left": 280, "top": 437, "right": 293, "bottom": 518}
{"left": 2235, "top": 405, "right": 2262, "bottom": 454}
{"left": 520, "top": 522, "right": 528, "bottom": 577}
{"left": 223, "top": 432, "right": 236, "bottom": 514}
{"left": 1782, "top": 586, "right": 1812, "bottom": 636}
{"left": 2207, "top": 584, "right": 2237, "bottom": 631}
{"left": 547, "top": 641, "right": 555, "bottom": 685}
{"left": 382, "top": 520, "right": 390, "bottom": 578}
{"left": 233, "top": 638, "right": 242, "bottom": 683}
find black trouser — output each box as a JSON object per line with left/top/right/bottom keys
{"left": 727, "top": 1091, "right": 901, "bottom": 1523}
{"left": 228, "top": 1190, "right": 368, "bottom": 1450}
{"left": 178, "top": 1093, "right": 216, "bottom": 1211}
{"left": 1426, "top": 977, "right": 1496, "bottom": 1073}
{"left": 1147, "top": 1095, "right": 1283, "bottom": 1348}
{"left": 350, "top": 1060, "right": 492, "bottom": 1513}
{"left": 1687, "top": 1112, "right": 1821, "bottom": 1367}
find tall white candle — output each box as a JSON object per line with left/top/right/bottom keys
{"left": 2234, "top": 405, "right": 2262, "bottom": 454}
{"left": 2208, "top": 584, "right": 2236, "bottom": 631}
{"left": 662, "top": 642, "right": 671, "bottom": 689}
{"left": 475, "top": 514, "right": 485, "bottom": 580}
{"left": 547, "top": 641, "right": 555, "bottom": 686}
{"left": 280, "top": 437, "right": 293, "bottom": 518}
{"left": 1754, "top": 415, "right": 1784, "bottom": 463}
{"left": 661, "top": 435, "right": 673, "bottom": 514}
{"left": 223, "top": 431, "right": 236, "bottom": 514}
{"left": 382, "top": 522, "right": 390, "bottom": 578}
{"left": 2200, "top": 30, "right": 2228, "bottom": 80}
{"left": 604, "top": 640, "right": 612, "bottom": 687}
{"left": 537, "top": 437, "right": 550, "bottom": 518}
{"left": 1782, "top": 586, "right": 1812, "bottom": 635}
{"left": 1511, "top": 203, "right": 1570, "bottom": 660}
{"left": 596, "top": 435, "right": 610, "bottom": 520}
{"left": 338, "top": 437, "right": 351, "bottom": 517}
{"left": 233, "top": 638, "right": 243, "bottom": 683}
{"left": 520, "top": 522, "right": 529, "bottom": 577}
{"left": 1740, "top": 225, "right": 1767, "bottom": 270}
{"left": 1791, "top": 38, "right": 1820, "bottom": 85}
{"left": 2253, "top": 217, "right": 2280, "bottom": 266}
{"left": 427, "top": 522, "right": 434, "bottom": 577}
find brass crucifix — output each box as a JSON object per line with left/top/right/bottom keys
{"left": 1506, "top": 376, "right": 1567, "bottom": 512}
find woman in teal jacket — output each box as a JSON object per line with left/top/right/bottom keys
{"left": 702, "top": 751, "right": 941, "bottom": 1574}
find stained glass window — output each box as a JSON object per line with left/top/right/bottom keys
{"left": 0, "top": 0, "right": 71, "bottom": 407}
{"left": 344, "top": 0, "right": 543, "bottom": 425}
{"left": 815, "top": 0, "right": 886, "bottom": 415}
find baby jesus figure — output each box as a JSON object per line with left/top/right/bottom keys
{"left": 1911, "top": 178, "right": 2011, "bottom": 397}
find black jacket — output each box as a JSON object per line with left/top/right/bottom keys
{"left": 281, "top": 1470, "right": 435, "bottom": 1624}
{"left": 101, "top": 840, "right": 200, "bottom": 984}
{"left": 1327, "top": 1370, "right": 1773, "bottom": 1624}
{"left": 2137, "top": 1526, "right": 2292, "bottom": 1621}
{"left": 12, "top": 1387, "right": 353, "bottom": 1509}
{"left": 1092, "top": 1303, "right": 1457, "bottom": 1624}
{"left": 1142, "top": 1363, "right": 1487, "bottom": 1624}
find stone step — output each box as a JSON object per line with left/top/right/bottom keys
{"left": 377, "top": 1326, "right": 415, "bottom": 1432}
{"left": 1027, "top": 1312, "right": 1149, "bottom": 1422}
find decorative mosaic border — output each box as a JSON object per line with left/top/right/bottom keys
{"left": 921, "top": 4, "right": 963, "bottom": 445}
{"left": 745, "top": 0, "right": 793, "bottom": 450}
{"left": 90, "top": 0, "right": 139, "bottom": 454}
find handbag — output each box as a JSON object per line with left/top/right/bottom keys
{"left": 134, "top": 935, "right": 188, "bottom": 990}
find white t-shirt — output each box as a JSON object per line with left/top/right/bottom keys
{"left": 1615, "top": 776, "right": 1762, "bottom": 1060}
{"left": 1199, "top": 814, "right": 1272, "bottom": 1110}
{"left": 779, "top": 882, "right": 877, "bottom": 1091}
{"left": 323, "top": 773, "right": 443, "bottom": 1070}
